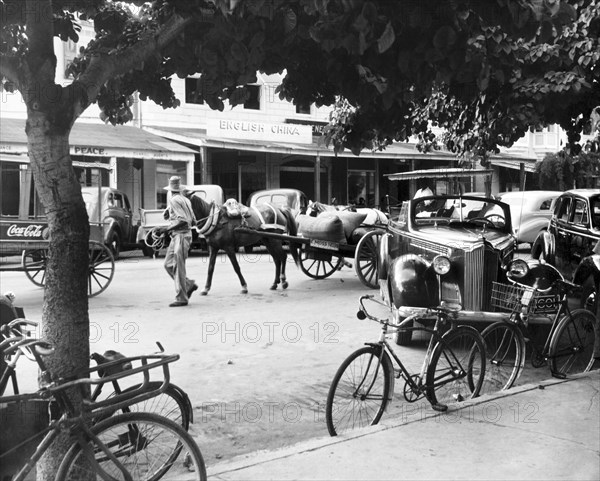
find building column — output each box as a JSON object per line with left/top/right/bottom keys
{"left": 315, "top": 154, "right": 321, "bottom": 202}
{"left": 199, "top": 146, "right": 208, "bottom": 183}
{"left": 186, "top": 156, "right": 194, "bottom": 187}
{"left": 109, "top": 157, "right": 117, "bottom": 188}
{"left": 375, "top": 158, "right": 380, "bottom": 208}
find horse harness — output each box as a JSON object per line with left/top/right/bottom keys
{"left": 197, "top": 199, "right": 286, "bottom": 236}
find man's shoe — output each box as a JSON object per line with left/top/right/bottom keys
{"left": 187, "top": 283, "right": 199, "bottom": 299}
{"left": 169, "top": 301, "right": 188, "bottom": 307}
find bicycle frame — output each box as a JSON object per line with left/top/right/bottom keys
{"left": 1, "top": 322, "right": 181, "bottom": 480}
{"left": 509, "top": 281, "right": 580, "bottom": 371}
{"left": 357, "top": 296, "right": 472, "bottom": 405}
{"left": 1, "top": 400, "right": 134, "bottom": 481}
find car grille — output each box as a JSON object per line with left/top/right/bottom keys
{"left": 463, "top": 244, "right": 498, "bottom": 310}
{"left": 410, "top": 238, "right": 451, "bottom": 256}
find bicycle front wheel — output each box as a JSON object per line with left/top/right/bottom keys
{"left": 57, "top": 412, "right": 206, "bottom": 481}
{"left": 426, "top": 326, "right": 486, "bottom": 408}
{"left": 325, "top": 346, "right": 392, "bottom": 436}
{"left": 480, "top": 321, "right": 525, "bottom": 394}
{"left": 549, "top": 308, "right": 597, "bottom": 376}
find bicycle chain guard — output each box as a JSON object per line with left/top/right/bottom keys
{"left": 530, "top": 344, "right": 547, "bottom": 368}
{"left": 403, "top": 374, "right": 425, "bottom": 402}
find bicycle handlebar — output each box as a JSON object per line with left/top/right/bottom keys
{"left": 510, "top": 276, "right": 580, "bottom": 295}
{"left": 0, "top": 318, "right": 38, "bottom": 335}
{"left": 357, "top": 295, "right": 458, "bottom": 328}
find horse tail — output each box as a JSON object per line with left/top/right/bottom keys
{"left": 281, "top": 207, "right": 300, "bottom": 267}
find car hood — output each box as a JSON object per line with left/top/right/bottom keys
{"left": 414, "top": 225, "right": 513, "bottom": 249}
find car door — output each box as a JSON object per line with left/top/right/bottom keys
{"left": 112, "top": 192, "right": 133, "bottom": 241}
{"left": 552, "top": 195, "right": 572, "bottom": 275}
{"left": 569, "top": 196, "right": 597, "bottom": 274}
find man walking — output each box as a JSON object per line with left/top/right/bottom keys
{"left": 157, "top": 176, "right": 198, "bottom": 307}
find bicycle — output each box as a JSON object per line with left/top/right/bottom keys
{"left": 0, "top": 318, "right": 192, "bottom": 431}
{"left": 325, "top": 295, "right": 486, "bottom": 436}
{"left": 480, "top": 261, "right": 598, "bottom": 393}
{"left": 0, "top": 325, "right": 207, "bottom": 481}
{"left": 90, "top": 346, "right": 193, "bottom": 430}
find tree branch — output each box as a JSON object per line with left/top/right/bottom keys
{"left": 25, "top": 0, "right": 56, "bottom": 79}
{"left": 71, "top": 13, "right": 194, "bottom": 118}
{"left": 0, "top": 55, "right": 21, "bottom": 87}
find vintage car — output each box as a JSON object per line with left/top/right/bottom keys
{"left": 531, "top": 189, "right": 600, "bottom": 310}
{"left": 498, "top": 190, "right": 561, "bottom": 245}
{"left": 82, "top": 186, "right": 138, "bottom": 259}
{"left": 247, "top": 188, "right": 308, "bottom": 218}
{"left": 378, "top": 194, "right": 516, "bottom": 345}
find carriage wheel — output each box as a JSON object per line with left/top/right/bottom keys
{"left": 299, "top": 245, "right": 343, "bottom": 279}
{"left": 354, "top": 229, "right": 383, "bottom": 289}
{"left": 21, "top": 248, "right": 48, "bottom": 287}
{"left": 88, "top": 241, "right": 115, "bottom": 297}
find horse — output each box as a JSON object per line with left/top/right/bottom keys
{"left": 187, "top": 194, "right": 300, "bottom": 295}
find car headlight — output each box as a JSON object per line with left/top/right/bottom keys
{"left": 432, "top": 255, "right": 451, "bottom": 275}
{"left": 508, "top": 259, "right": 529, "bottom": 279}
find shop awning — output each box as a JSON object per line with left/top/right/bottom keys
{"left": 1, "top": 119, "right": 196, "bottom": 162}
{"left": 386, "top": 168, "right": 495, "bottom": 181}
{"left": 490, "top": 158, "right": 538, "bottom": 173}
{"left": 143, "top": 126, "right": 459, "bottom": 161}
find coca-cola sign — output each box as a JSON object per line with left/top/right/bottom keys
{"left": 0, "top": 222, "right": 49, "bottom": 241}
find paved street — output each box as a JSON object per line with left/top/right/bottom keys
{"left": 1, "top": 248, "right": 558, "bottom": 469}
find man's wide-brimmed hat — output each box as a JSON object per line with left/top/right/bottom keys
{"left": 164, "top": 176, "right": 186, "bottom": 192}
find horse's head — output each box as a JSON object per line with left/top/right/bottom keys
{"left": 185, "top": 192, "right": 212, "bottom": 219}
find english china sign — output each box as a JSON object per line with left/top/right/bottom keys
{"left": 207, "top": 119, "right": 313, "bottom": 144}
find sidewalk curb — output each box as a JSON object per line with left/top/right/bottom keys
{"left": 207, "top": 371, "right": 597, "bottom": 477}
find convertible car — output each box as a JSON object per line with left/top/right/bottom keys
{"left": 379, "top": 194, "right": 516, "bottom": 344}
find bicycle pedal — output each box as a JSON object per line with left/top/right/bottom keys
{"left": 551, "top": 371, "right": 567, "bottom": 380}
{"left": 431, "top": 403, "right": 448, "bottom": 412}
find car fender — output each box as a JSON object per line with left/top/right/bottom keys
{"left": 388, "top": 254, "right": 438, "bottom": 309}
{"left": 531, "top": 230, "right": 555, "bottom": 263}
{"left": 377, "top": 233, "right": 391, "bottom": 280}
{"left": 101, "top": 218, "right": 119, "bottom": 242}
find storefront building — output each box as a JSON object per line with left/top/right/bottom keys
{"left": 138, "top": 73, "right": 541, "bottom": 207}
{"left": 0, "top": 119, "right": 196, "bottom": 223}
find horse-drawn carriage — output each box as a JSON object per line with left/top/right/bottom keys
{"left": 293, "top": 204, "right": 388, "bottom": 289}
{"left": 0, "top": 163, "right": 115, "bottom": 297}
{"left": 235, "top": 201, "right": 388, "bottom": 289}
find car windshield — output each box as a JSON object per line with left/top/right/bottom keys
{"left": 412, "top": 195, "right": 510, "bottom": 229}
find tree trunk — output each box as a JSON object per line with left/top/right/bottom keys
{"left": 26, "top": 112, "right": 91, "bottom": 480}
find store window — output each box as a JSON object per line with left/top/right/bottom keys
{"left": 0, "top": 163, "right": 44, "bottom": 218}
{"left": 348, "top": 170, "right": 375, "bottom": 206}
{"left": 244, "top": 85, "right": 261, "bottom": 110}
{"left": 185, "top": 78, "right": 205, "bottom": 105}
{"left": 295, "top": 101, "right": 311, "bottom": 115}
{"left": 0, "top": 162, "right": 21, "bottom": 216}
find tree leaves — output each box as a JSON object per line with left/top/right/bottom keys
{"left": 377, "top": 21, "right": 394, "bottom": 53}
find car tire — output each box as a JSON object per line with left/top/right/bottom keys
{"left": 140, "top": 242, "right": 155, "bottom": 258}
{"left": 532, "top": 242, "right": 554, "bottom": 265}
{"left": 109, "top": 231, "right": 121, "bottom": 259}
{"left": 580, "top": 276, "right": 596, "bottom": 311}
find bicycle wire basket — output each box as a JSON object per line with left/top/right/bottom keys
{"left": 491, "top": 282, "right": 560, "bottom": 315}
{"left": 0, "top": 399, "right": 49, "bottom": 478}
